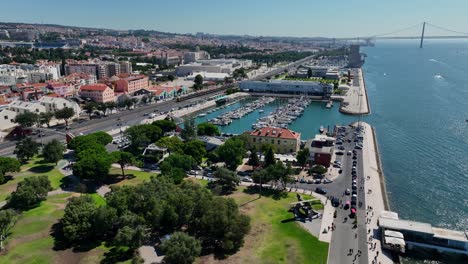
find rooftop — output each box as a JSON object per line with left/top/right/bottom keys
{"left": 80, "top": 83, "right": 110, "bottom": 92}
{"left": 378, "top": 217, "right": 434, "bottom": 235}
{"left": 250, "top": 127, "right": 300, "bottom": 140}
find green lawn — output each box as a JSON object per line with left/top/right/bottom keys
{"left": 0, "top": 158, "right": 66, "bottom": 202}
{"left": 214, "top": 187, "right": 329, "bottom": 264}
{"left": 109, "top": 167, "right": 157, "bottom": 186}
{"left": 0, "top": 193, "right": 130, "bottom": 264}
{"left": 89, "top": 193, "right": 106, "bottom": 206}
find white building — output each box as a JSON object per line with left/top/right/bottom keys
{"left": 0, "top": 109, "right": 18, "bottom": 131}
{"left": 8, "top": 100, "right": 46, "bottom": 114}
{"left": 240, "top": 80, "right": 333, "bottom": 95}
{"left": 39, "top": 96, "right": 81, "bottom": 117}
{"left": 175, "top": 59, "right": 252, "bottom": 76}
{"left": 186, "top": 71, "right": 229, "bottom": 81}
{"left": 183, "top": 51, "right": 210, "bottom": 64}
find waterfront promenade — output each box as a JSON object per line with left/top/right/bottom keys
{"left": 339, "top": 68, "right": 370, "bottom": 115}
{"left": 361, "top": 122, "right": 393, "bottom": 264}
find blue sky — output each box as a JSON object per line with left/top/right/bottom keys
{"left": 0, "top": 0, "right": 467, "bottom": 37}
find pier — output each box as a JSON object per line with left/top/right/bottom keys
{"left": 337, "top": 68, "right": 370, "bottom": 115}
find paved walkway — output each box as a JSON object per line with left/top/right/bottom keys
{"left": 361, "top": 123, "right": 393, "bottom": 264}
{"left": 339, "top": 68, "right": 369, "bottom": 115}
{"left": 138, "top": 245, "right": 163, "bottom": 264}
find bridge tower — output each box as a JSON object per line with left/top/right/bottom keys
{"left": 420, "top": 21, "right": 426, "bottom": 48}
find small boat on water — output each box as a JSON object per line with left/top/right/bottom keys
{"left": 198, "top": 113, "right": 207, "bottom": 117}
{"left": 325, "top": 101, "right": 333, "bottom": 108}
{"left": 259, "top": 109, "right": 264, "bottom": 113}
{"left": 319, "top": 126, "right": 324, "bottom": 133}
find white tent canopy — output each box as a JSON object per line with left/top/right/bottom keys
{"left": 384, "top": 236, "right": 406, "bottom": 247}
{"left": 385, "top": 230, "right": 404, "bottom": 239}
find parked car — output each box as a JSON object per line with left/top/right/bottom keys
{"left": 242, "top": 176, "right": 253, "bottom": 182}
{"left": 315, "top": 187, "right": 327, "bottom": 194}
{"left": 323, "top": 179, "right": 333, "bottom": 184}
{"left": 331, "top": 197, "right": 340, "bottom": 207}
{"left": 345, "top": 189, "right": 351, "bottom": 195}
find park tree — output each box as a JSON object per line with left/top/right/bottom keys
{"left": 263, "top": 146, "right": 276, "bottom": 167}
{"left": 267, "top": 162, "right": 294, "bottom": 190}
{"left": 125, "top": 124, "right": 162, "bottom": 150}
{"left": 0, "top": 157, "right": 21, "bottom": 183}
{"left": 197, "top": 122, "right": 220, "bottom": 136}
{"left": 96, "top": 103, "right": 108, "bottom": 116}
{"left": 155, "top": 136, "right": 183, "bottom": 153}
{"left": 54, "top": 107, "right": 75, "bottom": 127}
{"left": 189, "top": 197, "right": 250, "bottom": 253}
{"left": 182, "top": 140, "right": 206, "bottom": 164}
{"left": 14, "top": 137, "right": 39, "bottom": 163}
{"left": 0, "top": 209, "right": 19, "bottom": 250}
{"left": 247, "top": 150, "right": 260, "bottom": 167}
{"left": 193, "top": 74, "right": 203, "bottom": 90}
{"left": 161, "top": 232, "right": 201, "bottom": 264}
{"left": 61, "top": 196, "right": 98, "bottom": 243}
{"left": 310, "top": 165, "right": 327, "bottom": 175}
{"left": 68, "top": 131, "right": 112, "bottom": 153}
{"left": 106, "top": 101, "right": 116, "bottom": 114}
{"left": 8, "top": 175, "right": 51, "bottom": 210}
{"left": 152, "top": 119, "right": 176, "bottom": 133}
{"left": 14, "top": 111, "right": 38, "bottom": 129}
{"left": 42, "top": 139, "right": 65, "bottom": 164}
{"left": 181, "top": 118, "right": 196, "bottom": 141}
{"left": 168, "top": 75, "right": 175, "bottom": 82}
{"left": 296, "top": 148, "right": 310, "bottom": 169}
{"left": 111, "top": 151, "right": 136, "bottom": 178}
{"left": 38, "top": 112, "right": 54, "bottom": 128}
{"left": 160, "top": 153, "right": 195, "bottom": 183}
{"left": 83, "top": 102, "right": 97, "bottom": 119}
{"left": 216, "top": 137, "right": 246, "bottom": 170}
{"left": 114, "top": 225, "right": 149, "bottom": 250}
{"left": 207, "top": 168, "right": 239, "bottom": 195}
{"left": 73, "top": 148, "right": 112, "bottom": 182}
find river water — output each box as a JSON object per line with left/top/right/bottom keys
{"left": 193, "top": 39, "right": 468, "bottom": 263}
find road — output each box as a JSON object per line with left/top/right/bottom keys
{"left": 284, "top": 125, "right": 368, "bottom": 264}
{"left": 250, "top": 55, "right": 315, "bottom": 81}
{"left": 0, "top": 87, "right": 229, "bottom": 157}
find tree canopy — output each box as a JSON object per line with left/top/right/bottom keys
{"left": 216, "top": 137, "right": 246, "bottom": 170}
{"left": 54, "top": 107, "right": 75, "bottom": 126}
{"left": 155, "top": 136, "right": 183, "bottom": 153}
{"left": 42, "top": 139, "right": 65, "bottom": 164}
{"left": 14, "top": 112, "right": 38, "bottom": 129}
{"left": 124, "top": 124, "right": 162, "bottom": 150}
{"left": 0, "top": 157, "right": 21, "bottom": 183}
{"left": 296, "top": 148, "right": 310, "bottom": 168}
{"left": 182, "top": 140, "right": 206, "bottom": 164}
{"left": 181, "top": 118, "right": 196, "bottom": 141}
{"left": 161, "top": 232, "right": 201, "bottom": 264}
{"left": 207, "top": 168, "right": 240, "bottom": 195}
{"left": 111, "top": 151, "right": 136, "bottom": 178}
{"left": 197, "top": 122, "right": 220, "bottom": 136}
{"left": 8, "top": 175, "right": 51, "bottom": 210}
{"left": 14, "top": 137, "right": 40, "bottom": 163}
{"left": 152, "top": 119, "right": 176, "bottom": 133}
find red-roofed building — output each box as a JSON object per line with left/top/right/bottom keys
{"left": 114, "top": 75, "right": 149, "bottom": 95}
{"left": 79, "top": 84, "right": 115, "bottom": 103}
{"left": 46, "top": 83, "right": 75, "bottom": 98}
{"left": 247, "top": 127, "right": 301, "bottom": 154}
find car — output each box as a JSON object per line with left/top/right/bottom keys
{"left": 352, "top": 184, "right": 357, "bottom": 190}
{"left": 336, "top": 151, "right": 344, "bottom": 155}
{"left": 339, "top": 169, "right": 343, "bottom": 174}
{"left": 333, "top": 164, "right": 342, "bottom": 168}
{"left": 314, "top": 179, "right": 322, "bottom": 184}
{"left": 345, "top": 189, "right": 351, "bottom": 195}
{"left": 143, "top": 113, "right": 149, "bottom": 116}
{"left": 338, "top": 146, "right": 345, "bottom": 150}
{"left": 307, "top": 179, "right": 314, "bottom": 184}
{"left": 336, "top": 141, "right": 343, "bottom": 145}
{"left": 347, "top": 151, "right": 352, "bottom": 156}
{"left": 315, "top": 187, "right": 327, "bottom": 194}
{"left": 353, "top": 155, "right": 357, "bottom": 160}
{"left": 206, "top": 172, "right": 214, "bottom": 178}
{"left": 352, "top": 190, "right": 357, "bottom": 195}
{"left": 331, "top": 197, "right": 340, "bottom": 207}
{"left": 300, "top": 178, "right": 306, "bottom": 183}
{"left": 348, "top": 139, "right": 352, "bottom": 143}
{"left": 355, "top": 145, "right": 362, "bottom": 150}
{"left": 242, "top": 176, "right": 253, "bottom": 182}
{"left": 323, "top": 179, "right": 333, "bottom": 184}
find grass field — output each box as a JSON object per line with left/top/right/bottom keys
{"left": 0, "top": 157, "right": 66, "bottom": 202}
{"left": 109, "top": 167, "right": 157, "bottom": 186}
{"left": 197, "top": 187, "right": 329, "bottom": 264}
{"left": 0, "top": 193, "right": 131, "bottom": 264}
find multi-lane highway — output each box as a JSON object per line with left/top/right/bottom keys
{"left": 0, "top": 87, "right": 228, "bottom": 157}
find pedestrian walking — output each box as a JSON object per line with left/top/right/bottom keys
{"left": 376, "top": 251, "right": 379, "bottom": 256}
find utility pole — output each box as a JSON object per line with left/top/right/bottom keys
{"left": 420, "top": 21, "right": 426, "bottom": 48}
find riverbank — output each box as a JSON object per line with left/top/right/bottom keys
{"left": 339, "top": 68, "right": 370, "bottom": 115}
{"left": 361, "top": 122, "right": 393, "bottom": 264}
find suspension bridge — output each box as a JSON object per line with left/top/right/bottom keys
{"left": 336, "top": 22, "right": 468, "bottom": 48}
